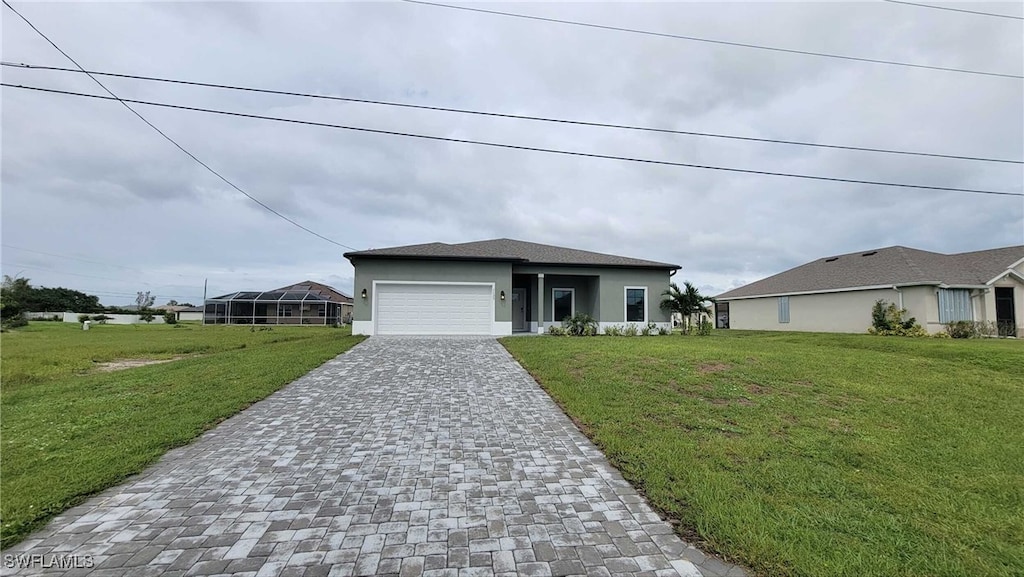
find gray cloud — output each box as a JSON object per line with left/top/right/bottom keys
{"left": 3, "top": 1, "right": 1021, "bottom": 303}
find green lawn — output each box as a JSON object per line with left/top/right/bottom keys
{"left": 501, "top": 331, "right": 1024, "bottom": 577}
{"left": 0, "top": 322, "right": 364, "bottom": 547}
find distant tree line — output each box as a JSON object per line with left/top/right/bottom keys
{"left": 0, "top": 276, "right": 193, "bottom": 329}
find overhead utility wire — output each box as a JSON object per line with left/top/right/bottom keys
{"left": 883, "top": 0, "right": 1023, "bottom": 20}
{"left": 1, "top": 0, "right": 358, "bottom": 252}
{"left": 2, "top": 243, "right": 198, "bottom": 278}
{"left": 6, "top": 83, "right": 1021, "bottom": 199}
{"left": 399, "top": 0, "right": 1022, "bottom": 80}
{"left": 4, "top": 62, "right": 1018, "bottom": 165}
{"left": 3, "top": 262, "right": 153, "bottom": 285}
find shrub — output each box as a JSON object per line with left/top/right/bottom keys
{"left": 91, "top": 314, "right": 112, "bottom": 324}
{"left": 163, "top": 312, "right": 178, "bottom": 324}
{"left": 868, "top": 300, "right": 926, "bottom": 337}
{"left": 546, "top": 325, "right": 567, "bottom": 336}
{"left": 696, "top": 320, "right": 713, "bottom": 336}
{"left": 139, "top": 311, "right": 156, "bottom": 323}
{"left": 78, "top": 314, "right": 91, "bottom": 324}
{"left": 944, "top": 320, "right": 997, "bottom": 339}
{"left": 622, "top": 324, "right": 639, "bottom": 337}
{"left": 641, "top": 322, "right": 654, "bottom": 336}
{"left": 603, "top": 325, "right": 623, "bottom": 336}
{"left": 657, "top": 326, "right": 671, "bottom": 336}
{"left": 563, "top": 313, "right": 599, "bottom": 336}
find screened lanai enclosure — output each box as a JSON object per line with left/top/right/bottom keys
{"left": 204, "top": 290, "right": 342, "bottom": 325}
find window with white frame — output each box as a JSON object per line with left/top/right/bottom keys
{"left": 625, "top": 287, "right": 647, "bottom": 323}
{"left": 778, "top": 296, "right": 790, "bottom": 323}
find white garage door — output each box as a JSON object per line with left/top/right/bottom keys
{"left": 375, "top": 283, "right": 493, "bottom": 335}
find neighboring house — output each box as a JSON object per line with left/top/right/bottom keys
{"left": 715, "top": 245, "right": 1024, "bottom": 336}
{"left": 275, "top": 281, "right": 354, "bottom": 323}
{"left": 344, "top": 238, "right": 680, "bottom": 336}
{"left": 204, "top": 286, "right": 343, "bottom": 325}
{"left": 176, "top": 306, "right": 204, "bottom": 322}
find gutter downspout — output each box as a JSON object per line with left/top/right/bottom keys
{"left": 892, "top": 285, "right": 903, "bottom": 310}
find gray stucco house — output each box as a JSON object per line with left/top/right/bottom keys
{"left": 344, "top": 239, "right": 681, "bottom": 335}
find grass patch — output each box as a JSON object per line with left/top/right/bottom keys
{"left": 501, "top": 331, "right": 1024, "bottom": 577}
{"left": 1, "top": 322, "right": 364, "bottom": 547}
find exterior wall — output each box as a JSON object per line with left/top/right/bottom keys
{"left": 60, "top": 312, "right": 167, "bottom": 325}
{"left": 726, "top": 288, "right": 901, "bottom": 333}
{"left": 177, "top": 311, "right": 204, "bottom": 322}
{"left": 985, "top": 265, "right": 1024, "bottom": 334}
{"left": 351, "top": 259, "right": 512, "bottom": 335}
{"left": 513, "top": 265, "right": 672, "bottom": 331}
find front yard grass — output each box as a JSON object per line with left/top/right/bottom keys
{"left": 0, "top": 322, "right": 364, "bottom": 547}
{"left": 501, "top": 331, "right": 1024, "bottom": 577}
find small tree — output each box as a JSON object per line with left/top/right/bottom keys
{"left": 136, "top": 291, "right": 155, "bottom": 310}
{"left": 1, "top": 275, "right": 30, "bottom": 329}
{"left": 868, "top": 300, "right": 927, "bottom": 337}
{"left": 661, "top": 281, "right": 713, "bottom": 334}
{"left": 163, "top": 312, "right": 178, "bottom": 324}
{"left": 139, "top": 311, "right": 156, "bottom": 323}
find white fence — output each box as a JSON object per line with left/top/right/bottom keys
{"left": 24, "top": 311, "right": 168, "bottom": 325}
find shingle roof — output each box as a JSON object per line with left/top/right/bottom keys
{"left": 344, "top": 238, "right": 680, "bottom": 270}
{"left": 716, "top": 245, "right": 1024, "bottom": 299}
{"left": 276, "top": 280, "right": 353, "bottom": 303}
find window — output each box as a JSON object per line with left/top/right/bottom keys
{"left": 278, "top": 304, "right": 293, "bottom": 317}
{"left": 938, "top": 288, "right": 972, "bottom": 323}
{"left": 778, "top": 297, "right": 790, "bottom": 323}
{"left": 625, "top": 287, "right": 646, "bottom": 323}
{"left": 553, "top": 288, "right": 574, "bottom": 322}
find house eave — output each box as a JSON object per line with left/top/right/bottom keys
{"left": 346, "top": 253, "right": 680, "bottom": 270}
{"left": 718, "top": 283, "right": 914, "bottom": 301}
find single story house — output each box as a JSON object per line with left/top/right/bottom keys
{"left": 343, "top": 238, "right": 680, "bottom": 336}
{"left": 715, "top": 245, "right": 1024, "bottom": 335}
{"left": 275, "top": 281, "right": 354, "bottom": 323}
{"left": 176, "top": 306, "right": 204, "bottom": 322}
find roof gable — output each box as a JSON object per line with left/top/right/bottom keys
{"left": 717, "top": 245, "right": 1024, "bottom": 299}
{"left": 344, "top": 238, "right": 680, "bottom": 270}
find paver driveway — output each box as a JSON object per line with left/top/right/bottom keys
{"left": 4, "top": 338, "right": 746, "bottom": 577}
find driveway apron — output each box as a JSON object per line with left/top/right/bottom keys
{"left": 4, "top": 337, "right": 746, "bottom": 577}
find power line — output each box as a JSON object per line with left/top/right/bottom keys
{"left": 2, "top": 243, "right": 196, "bottom": 278}
{"left": 1, "top": 0, "right": 358, "bottom": 252}
{"left": 400, "top": 0, "right": 1023, "bottom": 80}
{"left": 5, "top": 62, "right": 1019, "bottom": 166}
{"left": 883, "top": 0, "right": 1023, "bottom": 20}
{"left": 6, "top": 82, "right": 1022, "bottom": 198}
{"left": 3, "top": 262, "right": 153, "bottom": 285}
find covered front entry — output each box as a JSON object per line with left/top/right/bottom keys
{"left": 374, "top": 282, "right": 493, "bottom": 335}
{"left": 995, "top": 287, "right": 1017, "bottom": 337}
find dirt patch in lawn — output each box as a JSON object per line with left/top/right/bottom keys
{"left": 697, "top": 362, "right": 731, "bottom": 374}
{"left": 93, "top": 356, "right": 188, "bottom": 372}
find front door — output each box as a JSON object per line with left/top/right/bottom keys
{"left": 995, "top": 287, "right": 1016, "bottom": 337}
{"left": 512, "top": 288, "right": 527, "bottom": 332}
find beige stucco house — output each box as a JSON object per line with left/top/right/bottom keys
{"left": 715, "top": 245, "right": 1024, "bottom": 336}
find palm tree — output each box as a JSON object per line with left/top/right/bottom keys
{"left": 661, "top": 281, "right": 713, "bottom": 334}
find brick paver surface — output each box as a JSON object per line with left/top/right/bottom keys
{"left": 3, "top": 337, "right": 747, "bottom": 577}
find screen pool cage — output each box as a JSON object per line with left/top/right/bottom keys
{"left": 204, "top": 290, "right": 341, "bottom": 325}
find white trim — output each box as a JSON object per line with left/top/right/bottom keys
{"left": 624, "top": 286, "right": 648, "bottom": 323}
{"left": 551, "top": 287, "right": 575, "bottom": 323}
{"left": 720, "top": 283, "right": 913, "bottom": 301}
{"left": 493, "top": 321, "right": 513, "bottom": 336}
{"left": 352, "top": 320, "right": 374, "bottom": 336}
{"left": 987, "top": 269, "right": 1024, "bottom": 285}
{"left": 371, "top": 280, "right": 497, "bottom": 335}
{"left": 529, "top": 321, "right": 538, "bottom": 332}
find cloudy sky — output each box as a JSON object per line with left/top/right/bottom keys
{"left": 2, "top": 1, "right": 1022, "bottom": 306}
